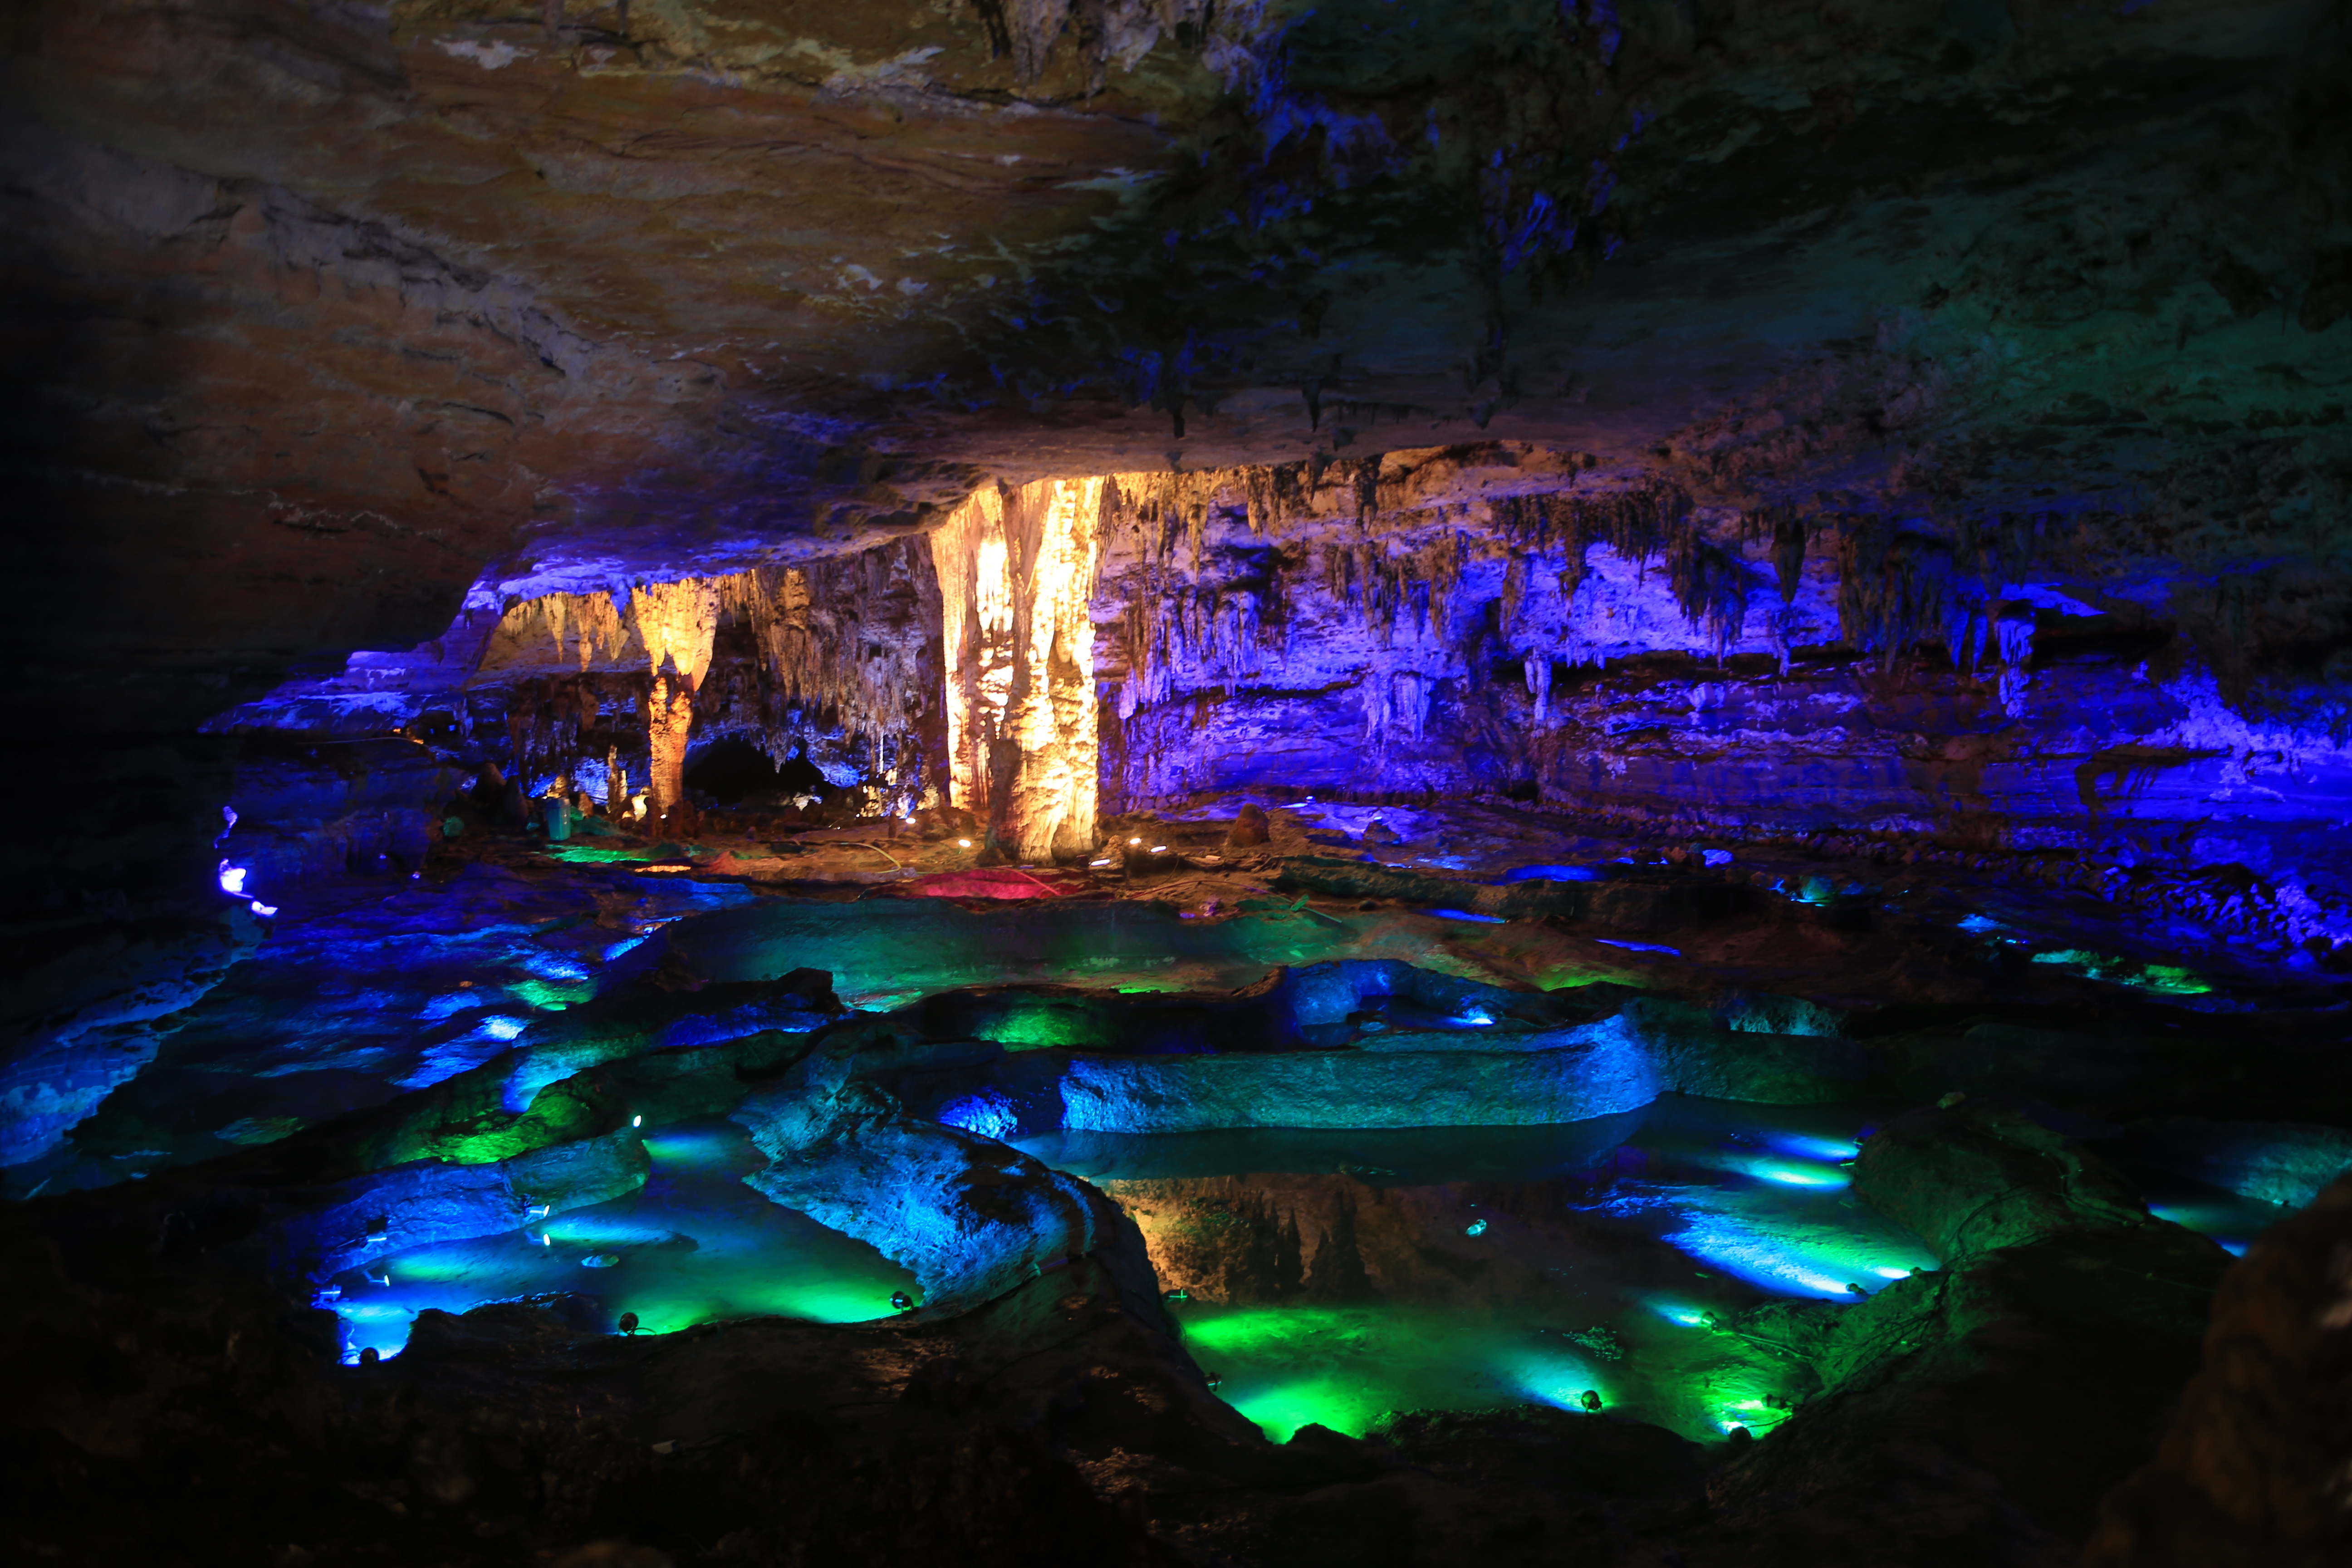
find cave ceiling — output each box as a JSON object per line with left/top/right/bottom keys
{"left": 9, "top": 0, "right": 2347, "bottom": 668}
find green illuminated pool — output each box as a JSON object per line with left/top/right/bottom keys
{"left": 327, "top": 1117, "right": 916, "bottom": 1361}
{"left": 1064, "top": 1100, "right": 1944, "bottom": 1444}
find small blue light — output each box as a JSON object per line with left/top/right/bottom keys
{"left": 1596, "top": 939, "right": 1681, "bottom": 955}
{"left": 479, "top": 1016, "right": 529, "bottom": 1041}
{"left": 1428, "top": 909, "right": 1507, "bottom": 924}
{"left": 1958, "top": 914, "right": 2001, "bottom": 934}
{"left": 1767, "top": 1134, "right": 1861, "bottom": 1163}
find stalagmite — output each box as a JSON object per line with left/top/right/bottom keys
{"left": 931, "top": 477, "right": 1104, "bottom": 862}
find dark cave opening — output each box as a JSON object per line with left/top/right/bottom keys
{"left": 684, "top": 735, "right": 827, "bottom": 806}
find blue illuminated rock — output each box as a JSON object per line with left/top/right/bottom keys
{"left": 734, "top": 1076, "right": 1147, "bottom": 1315}
{"left": 2127, "top": 1118, "right": 2352, "bottom": 1211}
{"left": 280, "top": 1127, "right": 651, "bottom": 1279}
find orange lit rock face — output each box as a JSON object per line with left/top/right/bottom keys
{"left": 932, "top": 479, "right": 1103, "bottom": 862}
{"left": 628, "top": 579, "right": 719, "bottom": 821}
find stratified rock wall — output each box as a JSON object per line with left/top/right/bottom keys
{"left": 1085, "top": 447, "right": 2352, "bottom": 952}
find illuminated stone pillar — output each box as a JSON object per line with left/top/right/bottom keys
{"left": 931, "top": 477, "right": 1102, "bottom": 861}
{"left": 631, "top": 578, "right": 719, "bottom": 825}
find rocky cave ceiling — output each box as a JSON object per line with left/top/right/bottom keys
{"left": 11, "top": 0, "right": 2348, "bottom": 642}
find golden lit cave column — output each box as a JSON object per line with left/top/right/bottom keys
{"left": 930, "top": 477, "right": 1103, "bottom": 862}
{"left": 631, "top": 578, "right": 720, "bottom": 827}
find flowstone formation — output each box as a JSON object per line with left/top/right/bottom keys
{"left": 9, "top": 0, "right": 2352, "bottom": 1563}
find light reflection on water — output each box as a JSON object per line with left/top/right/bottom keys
{"left": 327, "top": 1117, "right": 914, "bottom": 1363}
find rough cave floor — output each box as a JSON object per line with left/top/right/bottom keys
{"left": 11, "top": 789, "right": 2348, "bottom": 1564}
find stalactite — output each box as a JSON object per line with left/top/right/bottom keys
{"left": 1524, "top": 651, "right": 1554, "bottom": 724}
{"left": 1834, "top": 517, "right": 1958, "bottom": 666}
{"left": 1771, "top": 508, "right": 1810, "bottom": 603}
{"left": 1666, "top": 534, "right": 1754, "bottom": 652}
{"left": 1499, "top": 555, "right": 1529, "bottom": 637}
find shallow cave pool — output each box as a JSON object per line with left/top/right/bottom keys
{"left": 1022, "top": 1098, "right": 1950, "bottom": 1445}
{"left": 323, "top": 1118, "right": 917, "bottom": 1363}
{"left": 321, "top": 1096, "right": 2275, "bottom": 1441}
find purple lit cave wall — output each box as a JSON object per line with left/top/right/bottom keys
{"left": 6, "top": 2, "right": 2352, "bottom": 1566}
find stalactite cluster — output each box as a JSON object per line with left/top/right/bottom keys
{"left": 489, "top": 593, "right": 637, "bottom": 671}
{"left": 474, "top": 541, "right": 947, "bottom": 819}
{"left": 497, "top": 675, "right": 630, "bottom": 782}
{"left": 719, "top": 541, "right": 948, "bottom": 794}
{"left": 1828, "top": 509, "right": 2089, "bottom": 711}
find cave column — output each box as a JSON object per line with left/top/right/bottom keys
{"left": 630, "top": 579, "right": 720, "bottom": 828}
{"left": 931, "top": 477, "right": 1103, "bottom": 861}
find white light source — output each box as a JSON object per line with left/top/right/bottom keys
{"left": 1128, "top": 837, "right": 1141, "bottom": 845}
{"left": 249, "top": 900, "right": 278, "bottom": 917}
{"left": 632, "top": 1114, "right": 643, "bottom": 1127}
{"left": 217, "top": 862, "right": 248, "bottom": 896}
{"left": 1149, "top": 845, "right": 1167, "bottom": 853}
{"left": 959, "top": 838, "right": 973, "bottom": 848}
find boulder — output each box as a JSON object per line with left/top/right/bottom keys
{"left": 1854, "top": 1098, "right": 2159, "bottom": 1261}
{"left": 2085, "top": 1173, "right": 2352, "bottom": 1567}
{"left": 732, "top": 1037, "right": 1160, "bottom": 1316}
